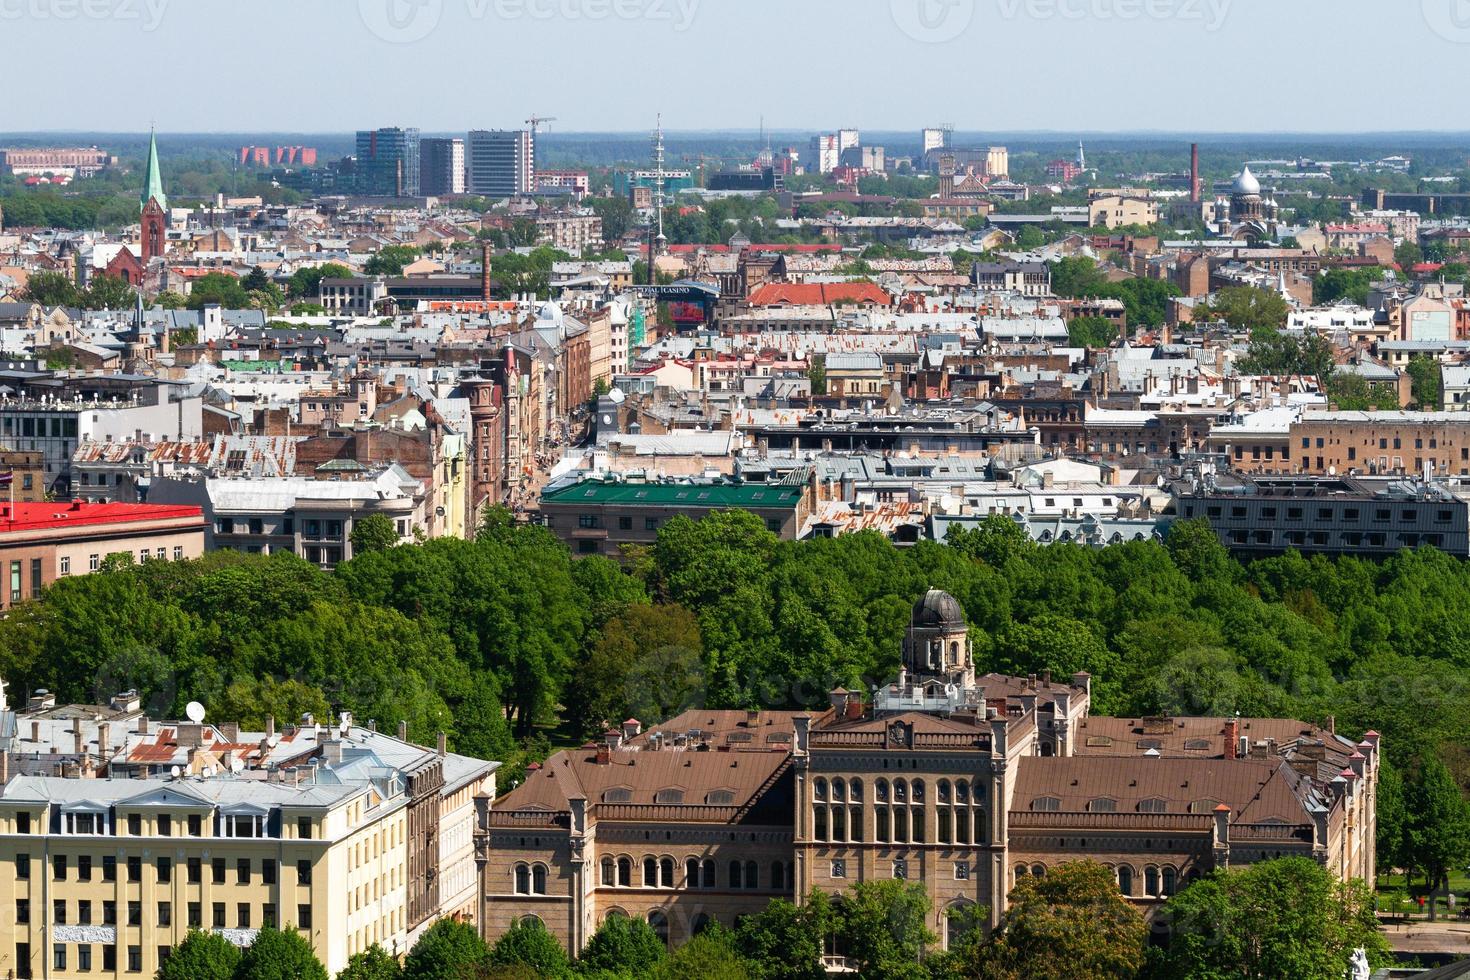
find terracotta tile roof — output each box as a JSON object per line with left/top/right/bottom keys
{"left": 746, "top": 282, "right": 892, "bottom": 308}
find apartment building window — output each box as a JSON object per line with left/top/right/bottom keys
{"left": 128, "top": 946, "right": 141, "bottom": 973}
{"left": 172, "top": 546, "right": 183, "bottom": 561}
{"left": 263, "top": 903, "right": 277, "bottom": 928}
{"left": 89, "top": 554, "right": 99, "bottom": 571}
{"left": 237, "top": 904, "right": 250, "bottom": 929}
{"left": 188, "top": 903, "right": 201, "bottom": 928}
{"left": 187, "top": 858, "right": 200, "bottom": 883}
{"left": 78, "top": 944, "right": 92, "bottom": 971}
{"left": 297, "top": 817, "right": 312, "bottom": 839}
{"left": 10, "top": 561, "right": 20, "bottom": 602}
{"left": 237, "top": 858, "right": 251, "bottom": 884}
{"left": 577, "top": 514, "right": 599, "bottom": 529}
{"left": 53, "top": 899, "right": 66, "bottom": 925}
{"left": 103, "top": 944, "right": 116, "bottom": 971}
{"left": 78, "top": 900, "right": 91, "bottom": 925}
{"left": 127, "top": 902, "right": 141, "bottom": 927}
{"left": 30, "top": 558, "right": 41, "bottom": 598}
{"left": 16, "top": 811, "right": 29, "bottom": 834}
{"left": 212, "top": 858, "right": 226, "bottom": 884}
{"left": 212, "top": 903, "right": 225, "bottom": 928}
{"left": 16, "top": 853, "right": 28, "bottom": 879}
{"left": 16, "top": 899, "right": 28, "bottom": 924}
{"left": 53, "top": 855, "right": 65, "bottom": 880}
{"left": 157, "top": 902, "right": 171, "bottom": 927}
{"left": 103, "top": 902, "right": 116, "bottom": 926}
{"left": 127, "top": 814, "right": 141, "bottom": 835}
{"left": 188, "top": 814, "right": 202, "bottom": 836}
{"left": 53, "top": 945, "right": 65, "bottom": 972}
{"left": 262, "top": 859, "right": 276, "bottom": 885}
{"left": 127, "top": 856, "right": 141, "bottom": 882}
{"left": 157, "top": 857, "right": 171, "bottom": 883}
{"left": 297, "top": 860, "right": 312, "bottom": 885}
{"left": 157, "top": 814, "right": 171, "bottom": 837}
{"left": 297, "top": 905, "right": 312, "bottom": 930}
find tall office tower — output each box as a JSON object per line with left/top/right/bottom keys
{"left": 809, "top": 134, "right": 840, "bottom": 174}
{"left": 354, "top": 127, "right": 421, "bottom": 197}
{"left": 466, "top": 130, "right": 535, "bottom": 197}
{"left": 922, "top": 127, "right": 952, "bottom": 155}
{"left": 420, "top": 137, "right": 465, "bottom": 196}
{"left": 836, "top": 128, "right": 860, "bottom": 156}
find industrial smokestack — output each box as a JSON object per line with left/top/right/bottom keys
{"left": 481, "top": 242, "right": 492, "bottom": 302}
{"left": 1191, "top": 143, "right": 1200, "bottom": 204}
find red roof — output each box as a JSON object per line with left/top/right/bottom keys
{"left": 0, "top": 501, "right": 204, "bottom": 535}
{"left": 746, "top": 282, "right": 892, "bottom": 307}
{"left": 663, "top": 243, "right": 842, "bottom": 254}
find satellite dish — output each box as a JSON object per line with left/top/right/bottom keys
{"left": 266, "top": 734, "right": 280, "bottom": 748}
{"left": 185, "top": 701, "right": 206, "bottom": 723}
{"left": 230, "top": 758, "right": 245, "bottom": 774}
{"left": 170, "top": 765, "right": 181, "bottom": 779}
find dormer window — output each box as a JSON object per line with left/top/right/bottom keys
{"left": 653, "top": 789, "right": 684, "bottom": 805}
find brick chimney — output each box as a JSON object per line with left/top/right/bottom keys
{"left": 481, "top": 242, "right": 492, "bottom": 302}
{"left": 1224, "top": 718, "right": 1238, "bottom": 760}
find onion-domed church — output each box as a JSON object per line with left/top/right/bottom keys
{"left": 1213, "top": 165, "right": 1283, "bottom": 243}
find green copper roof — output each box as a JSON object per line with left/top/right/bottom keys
{"left": 541, "top": 480, "right": 803, "bottom": 510}
{"left": 140, "top": 129, "right": 166, "bottom": 212}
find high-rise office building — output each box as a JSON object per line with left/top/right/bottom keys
{"left": 466, "top": 130, "right": 534, "bottom": 198}
{"left": 354, "top": 127, "right": 421, "bottom": 197}
{"left": 420, "top": 137, "right": 465, "bottom": 196}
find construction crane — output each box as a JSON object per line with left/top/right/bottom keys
{"left": 525, "top": 115, "right": 558, "bottom": 133}
{"left": 682, "top": 153, "right": 715, "bottom": 188}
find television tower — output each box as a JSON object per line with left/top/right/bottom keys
{"left": 651, "top": 114, "right": 668, "bottom": 256}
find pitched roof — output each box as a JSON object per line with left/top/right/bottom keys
{"left": 746, "top": 282, "right": 892, "bottom": 308}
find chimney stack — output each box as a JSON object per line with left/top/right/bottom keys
{"left": 1224, "top": 718, "right": 1239, "bottom": 760}
{"left": 398, "top": 720, "right": 408, "bottom": 742}
{"left": 436, "top": 732, "right": 447, "bottom": 757}
{"left": 481, "top": 242, "right": 492, "bottom": 303}
{"left": 266, "top": 715, "right": 275, "bottom": 740}
{"left": 1190, "top": 142, "right": 1200, "bottom": 204}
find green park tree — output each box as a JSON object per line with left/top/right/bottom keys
{"left": 349, "top": 514, "right": 400, "bottom": 555}
{"left": 576, "top": 915, "right": 666, "bottom": 976}
{"left": 487, "top": 918, "right": 570, "bottom": 978}
{"left": 234, "top": 927, "right": 327, "bottom": 980}
{"left": 335, "top": 944, "right": 402, "bottom": 980}
{"left": 403, "top": 918, "right": 491, "bottom": 980}
{"left": 156, "top": 929, "right": 241, "bottom": 980}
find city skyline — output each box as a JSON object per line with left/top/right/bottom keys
{"left": 6, "top": 0, "right": 1470, "bottom": 133}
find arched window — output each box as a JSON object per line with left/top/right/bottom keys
{"left": 832, "top": 778, "right": 846, "bottom": 802}
{"left": 832, "top": 803, "right": 847, "bottom": 842}
{"left": 894, "top": 779, "right": 908, "bottom": 803}
{"left": 1088, "top": 798, "right": 1117, "bottom": 813}
{"left": 938, "top": 808, "right": 952, "bottom": 844}
{"left": 1162, "top": 866, "right": 1177, "bottom": 896}
{"left": 876, "top": 779, "right": 889, "bottom": 803}
{"left": 1015, "top": 865, "right": 1028, "bottom": 883}
{"left": 745, "top": 861, "right": 758, "bottom": 889}
{"left": 643, "top": 857, "right": 658, "bottom": 887}
{"left": 849, "top": 778, "right": 863, "bottom": 801}
{"left": 972, "top": 780, "right": 986, "bottom": 802}
{"left": 1031, "top": 797, "right": 1060, "bottom": 812}
{"left": 702, "top": 859, "right": 715, "bottom": 888}
{"left": 617, "top": 858, "right": 631, "bottom": 887}
{"left": 814, "top": 778, "right": 828, "bottom": 801}
{"left": 938, "top": 780, "right": 952, "bottom": 804}
{"left": 654, "top": 788, "right": 685, "bottom": 804}
{"left": 814, "top": 803, "right": 828, "bottom": 842}
{"left": 660, "top": 858, "right": 675, "bottom": 887}
{"left": 1031, "top": 864, "right": 1045, "bottom": 877}
{"left": 1117, "top": 865, "right": 1134, "bottom": 895}
{"left": 706, "top": 790, "right": 735, "bottom": 805}
{"left": 686, "top": 858, "right": 700, "bottom": 886}
{"left": 730, "top": 860, "right": 743, "bottom": 889}
{"left": 1145, "top": 866, "right": 1160, "bottom": 897}
{"left": 601, "top": 858, "right": 615, "bottom": 886}
{"left": 513, "top": 864, "right": 530, "bottom": 894}
{"left": 771, "top": 860, "right": 785, "bottom": 892}
{"left": 647, "top": 909, "right": 669, "bottom": 945}
{"left": 532, "top": 864, "right": 547, "bottom": 894}
{"left": 912, "top": 779, "right": 925, "bottom": 802}
{"left": 1137, "top": 798, "right": 1167, "bottom": 814}
{"left": 520, "top": 914, "right": 543, "bottom": 928}
{"left": 604, "top": 907, "right": 628, "bottom": 921}
{"left": 946, "top": 900, "right": 975, "bottom": 949}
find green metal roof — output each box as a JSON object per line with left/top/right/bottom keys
{"left": 140, "top": 129, "right": 167, "bottom": 212}
{"left": 541, "top": 480, "right": 803, "bottom": 510}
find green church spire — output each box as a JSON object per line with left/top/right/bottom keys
{"left": 140, "top": 129, "right": 166, "bottom": 213}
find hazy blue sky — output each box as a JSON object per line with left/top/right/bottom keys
{"left": 6, "top": 0, "right": 1470, "bottom": 133}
